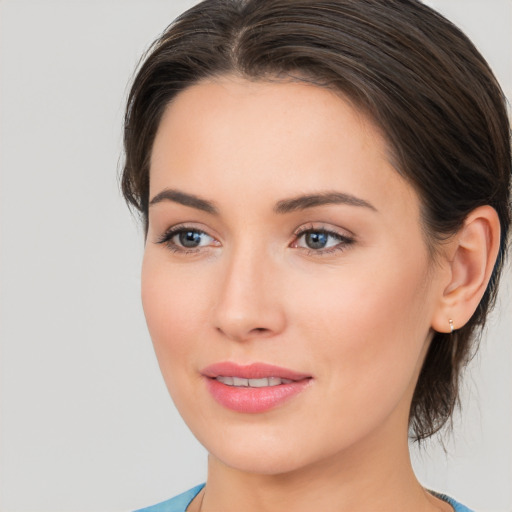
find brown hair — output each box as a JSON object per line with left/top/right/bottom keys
{"left": 122, "top": 0, "right": 511, "bottom": 441}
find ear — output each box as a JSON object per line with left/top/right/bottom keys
{"left": 431, "top": 206, "right": 501, "bottom": 333}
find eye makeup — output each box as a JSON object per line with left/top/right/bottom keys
{"left": 291, "top": 224, "right": 355, "bottom": 257}
{"left": 155, "top": 221, "right": 355, "bottom": 257}
{"left": 156, "top": 224, "right": 220, "bottom": 254}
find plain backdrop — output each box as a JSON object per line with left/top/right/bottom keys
{"left": 0, "top": 1, "right": 510, "bottom": 511}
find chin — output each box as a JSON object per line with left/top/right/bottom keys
{"left": 193, "top": 422, "right": 340, "bottom": 477}
{"left": 210, "top": 443, "right": 311, "bottom": 476}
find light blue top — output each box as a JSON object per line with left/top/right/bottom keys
{"left": 134, "top": 484, "right": 205, "bottom": 512}
{"left": 134, "top": 484, "right": 475, "bottom": 512}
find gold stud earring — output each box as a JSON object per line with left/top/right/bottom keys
{"left": 449, "top": 319, "right": 454, "bottom": 333}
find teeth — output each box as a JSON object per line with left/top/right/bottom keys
{"left": 216, "top": 376, "right": 234, "bottom": 386}
{"left": 215, "top": 376, "right": 294, "bottom": 387}
{"left": 249, "top": 378, "right": 271, "bottom": 388}
{"left": 233, "top": 377, "right": 249, "bottom": 387}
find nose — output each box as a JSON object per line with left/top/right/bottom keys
{"left": 213, "top": 243, "right": 286, "bottom": 342}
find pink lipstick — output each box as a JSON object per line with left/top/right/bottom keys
{"left": 201, "top": 362, "right": 312, "bottom": 413}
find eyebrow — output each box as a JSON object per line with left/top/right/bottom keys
{"left": 274, "top": 192, "right": 377, "bottom": 214}
{"left": 148, "top": 189, "right": 377, "bottom": 215}
{"left": 149, "top": 188, "right": 219, "bottom": 215}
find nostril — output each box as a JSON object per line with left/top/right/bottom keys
{"left": 250, "top": 328, "right": 276, "bottom": 338}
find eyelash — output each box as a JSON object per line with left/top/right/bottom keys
{"left": 156, "top": 224, "right": 355, "bottom": 256}
{"left": 292, "top": 225, "right": 355, "bottom": 256}
{"left": 156, "top": 224, "right": 217, "bottom": 254}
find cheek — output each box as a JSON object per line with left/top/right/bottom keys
{"left": 140, "top": 252, "right": 216, "bottom": 423}
{"left": 289, "top": 250, "right": 433, "bottom": 406}
{"left": 141, "top": 252, "right": 207, "bottom": 366}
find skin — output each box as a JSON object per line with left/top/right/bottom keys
{"left": 141, "top": 76, "right": 484, "bottom": 511}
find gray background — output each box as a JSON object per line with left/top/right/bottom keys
{"left": 0, "top": 1, "right": 510, "bottom": 511}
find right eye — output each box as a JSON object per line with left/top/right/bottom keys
{"left": 157, "top": 226, "right": 219, "bottom": 253}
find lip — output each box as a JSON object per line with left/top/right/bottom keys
{"left": 201, "top": 362, "right": 312, "bottom": 413}
{"left": 202, "top": 362, "right": 311, "bottom": 380}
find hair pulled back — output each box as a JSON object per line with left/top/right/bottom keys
{"left": 122, "top": 0, "right": 511, "bottom": 441}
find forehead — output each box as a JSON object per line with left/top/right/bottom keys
{"left": 149, "top": 76, "right": 418, "bottom": 219}
{"left": 152, "top": 76, "right": 376, "bottom": 150}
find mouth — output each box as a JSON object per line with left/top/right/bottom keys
{"left": 201, "top": 362, "right": 312, "bottom": 413}
{"left": 201, "top": 361, "right": 311, "bottom": 381}
{"left": 214, "top": 376, "right": 294, "bottom": 387}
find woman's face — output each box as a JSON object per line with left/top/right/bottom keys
{"left": 143, "top": 76, "right": 447, "bottom": 475}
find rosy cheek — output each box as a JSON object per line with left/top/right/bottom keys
{"left": 142, "top": 257, "right": 204, "bottom": 363}
{"left": 142, "top": 261, "right": 176, "bottom": 345}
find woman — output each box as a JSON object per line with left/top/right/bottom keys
{"left": 122, "top": 1, "right": 511, "bottom": 511}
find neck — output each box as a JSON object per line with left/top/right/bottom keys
{"left": 197, "top": 415, "right": 443, "bottom": 512}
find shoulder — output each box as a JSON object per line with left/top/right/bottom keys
{"left": 432, "top": 491, "right": 475, "bottom": 512}
{"left": 134, "top": 484, "right": 205, "bottom": 512}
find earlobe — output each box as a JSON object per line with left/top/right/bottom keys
{"left": 431, "top": 206, "right": 501, "bottom": 333}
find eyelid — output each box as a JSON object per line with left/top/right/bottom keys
{"left": 155, "top": 223, "right": 221, "bottom": 252}
{"left": 291, "top": 223, "right": 356, "bottom": 255}
{"left": 292, "top": 222, "right": 355, "bottom": 240}
{"left": 153, "top": 221, "right": 355, "bottom": 256}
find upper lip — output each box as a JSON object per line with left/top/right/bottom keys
{"left": 201, "top": 362, "right": 311, "bottom": 381}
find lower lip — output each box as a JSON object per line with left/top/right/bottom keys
{"left": 204, "top": 378, "right": 311, "bottom": 413}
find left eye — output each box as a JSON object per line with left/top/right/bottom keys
{"left": 295, "top": 229, "right": 347, "bottom": 250}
